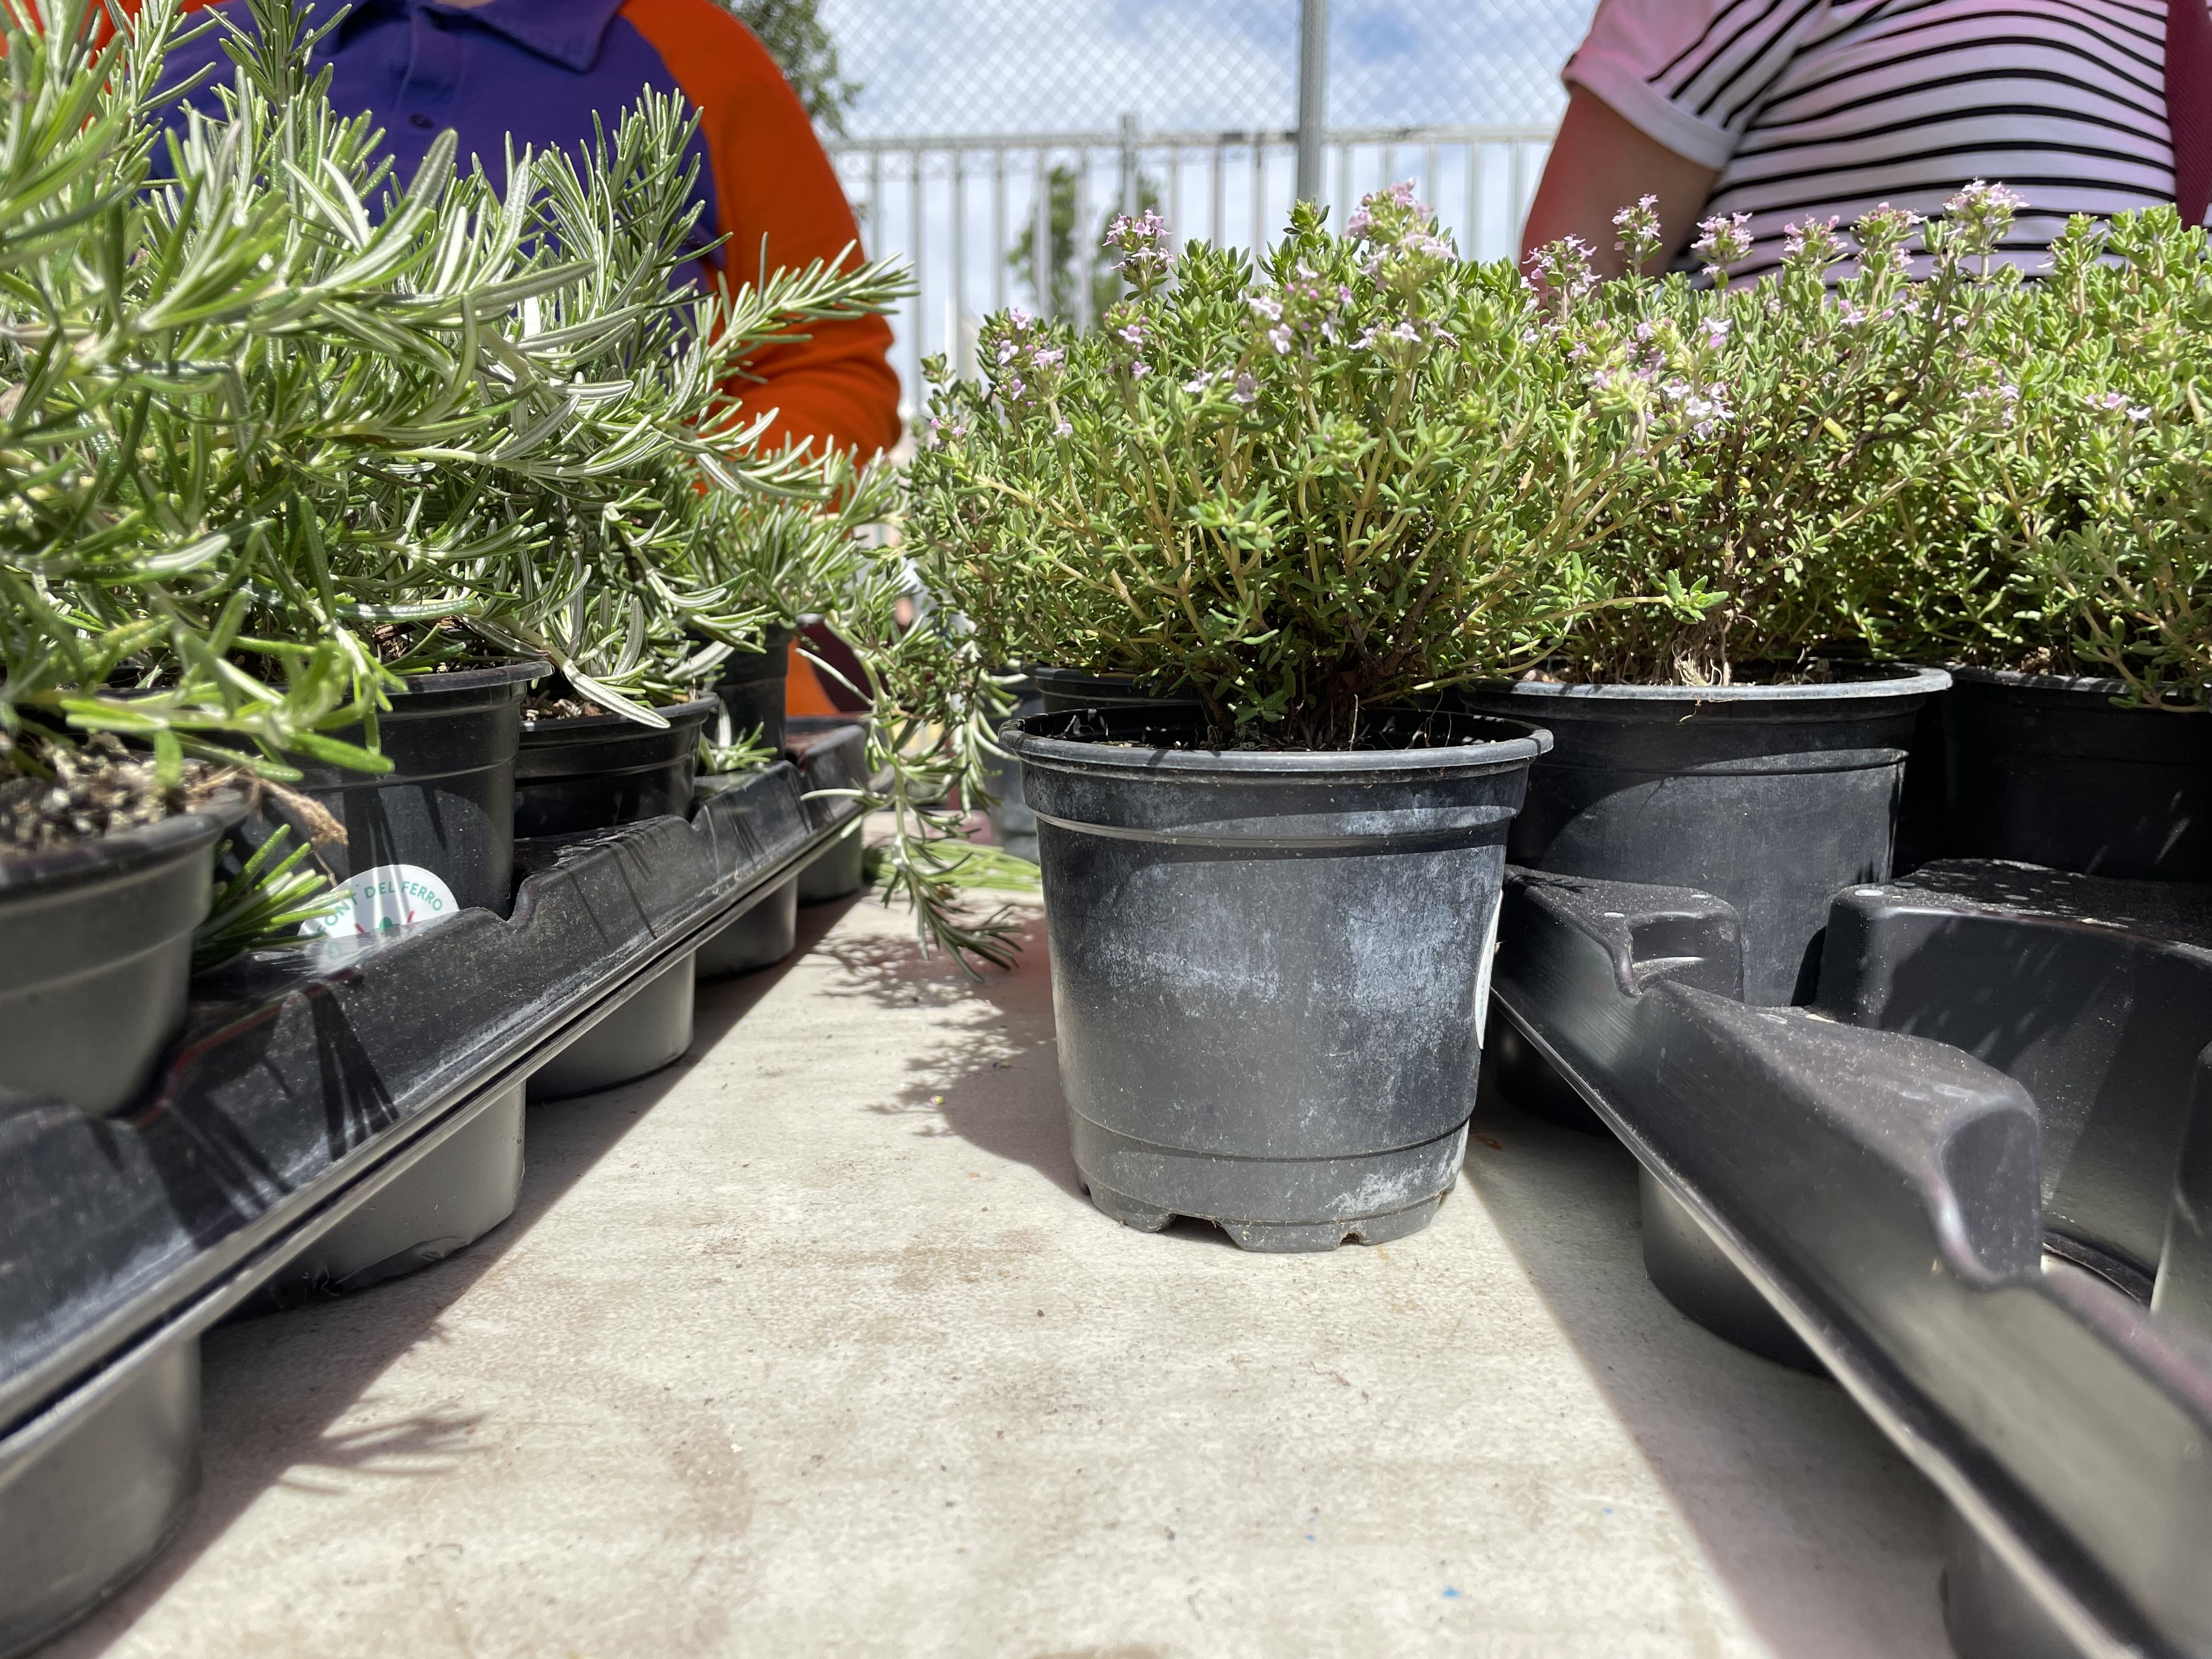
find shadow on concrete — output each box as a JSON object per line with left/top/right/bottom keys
{"left": 1460, "top": 1069, "right": 1951, "bottom": 1659}
{"left": 47, "top": 901, "right": 851, "bottom": 1658}
{"left": 812, "top": 909, "right": 1086, "bottom": 1203}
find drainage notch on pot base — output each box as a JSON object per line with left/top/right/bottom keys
{"left": 1074, "top": 1116, "right": 1466, "bottom": 1251}
{"left": 1003, "top": 706, "right": 1550, "bottom": 1254}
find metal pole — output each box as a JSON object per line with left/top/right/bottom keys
{"left": 1033, "top": 149, "right": 1053, "bottom": 318}
{"left": 951, "top": 152, "right": 970, "bottom": 378}
{"left": 1119, "top": 111, "right": 1139, "bottom": 218}
{"left": 1294, "top": 0, "right": 1329, "bottom": 205}
{"left": 992, "top": 148, "right": 1007, "bottom": 313}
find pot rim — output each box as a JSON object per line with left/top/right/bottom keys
{"left": 1001, "top": 708, "right": 1552, "bottom": 777}
{"left": 0, "top": 788, "right": 249, "bottom": 894}
{"left": 521, "top": 694, "right": 721, "bottom": 738}
{"left": 391, "top": 658, "right": 549, "bottom": 696}
{"left": 1466, "top": 663, "right": 1950, "bottom": 704}
{"left": 1947, "top": 663, "right": 2207, "bottom": 704}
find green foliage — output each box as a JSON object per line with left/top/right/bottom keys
{"left": 1533, "top": 187, "right": 2025, "bottom": 685}
{"left": 912, "top": 190, "right": 1668, "bottom": 747}
{"left": 0, "top": 0, "right": 913, "bottom": 776}
{"left": 1860, "top": 209, "right": 2212, "bottom": 707}
{"left": 191, "top": 825, "right": 342, "bottom": 973}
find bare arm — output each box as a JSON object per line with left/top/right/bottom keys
{"left": 1519, "top": 87, "right": 1719, "bottom": 279}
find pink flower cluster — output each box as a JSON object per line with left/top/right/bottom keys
{"left": 983, "top": 308, "right": 1066, "bottom": 409}
{"left": 1104, "top": 210, "right": 1174, "bottom": 292}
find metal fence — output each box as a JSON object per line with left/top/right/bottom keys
{"left": 831, "top": 122, "right": 1556, "bottom": 414}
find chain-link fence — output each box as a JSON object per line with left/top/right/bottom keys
{"left": 816, "top": 0, "right": 1599, "bottom": 415}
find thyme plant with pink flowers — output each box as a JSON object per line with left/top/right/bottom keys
{"left": 1863, "top": 207, "right": 2212, "bottom": 707}
{"left": 1530, "top": 184, "right": 2024, "bottom": 687}
{"left": 907, "top": 189, "right": 1707, "bottom": 749}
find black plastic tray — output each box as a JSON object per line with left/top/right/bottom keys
{"left": 0, "top": 727, "right": 870, "bottom": 1655}
{"left": 1489, "top": 857, "right": 2212, "bottom": 1659}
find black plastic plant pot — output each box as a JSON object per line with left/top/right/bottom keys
{"left": 1458, "top": 667, "right": 1949, "bottom": 1006}
{"left": 1002, "top": 706, "right": 1550, "bottom": 1253}
{"left": 982, "top": 674, "right": 1046, "bottom": 861}
{"left": 528, "top": 953, "right": 696, "bottom": 1102}
{"left": 0, "top": 795, "right": 245, "bottom": 1116}
{"left": 1639, "top": 1168, "right": 1822, "bottom": 1373}
{"left": 279, "top": 659, "right": 544, "bottom": 929}
{"left": 1943, "top": 667, "right": 2212, "bottom": 882}
{"left": 0, "top": 1336, "right": 198, "bottom": 1657}
{"left": 797, "top": 822, "right": 866, "bottom": 904}
{"left": 1031, "top": 665, "right": 1198, "bottom": 714}
{"left": 712, "top": 625, "right": 793, "bottom": 758}
{"left": 514, "top": 695, "right": 719, "bottom": 840}
{"left": 257, "top": 1082, "right": 524, "bottom": 1305}
{"left": 696, "top": 874, "right": 798, "bottom": 977}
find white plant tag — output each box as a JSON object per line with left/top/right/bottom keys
{"left": 301, "top": 862, "right": 461, "bottom": 938}
{"left": 1472, "top": 891, "right": 1503, "bottom": 1046}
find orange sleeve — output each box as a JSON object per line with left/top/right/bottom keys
{"left": 620, "top": 0, "right": 902, "bottom": 462}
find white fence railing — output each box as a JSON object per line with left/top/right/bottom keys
{"left": 828, "top": 122, "right": 1556, "bottom": 416}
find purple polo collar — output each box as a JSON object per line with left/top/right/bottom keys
{"left": 338, "top": 0, "right": 630, "bottom": 72}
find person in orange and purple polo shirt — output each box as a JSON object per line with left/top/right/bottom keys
{"left": 159, "top": 0, "right": 901, "bottom": 463}
{"left": 159, "top": 0, "right": 901, "bottom": 716}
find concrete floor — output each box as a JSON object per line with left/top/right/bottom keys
{"left": 55, "top": 894, "right": 1950, "bottom": 1659}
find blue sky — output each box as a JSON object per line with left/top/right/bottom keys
{"left": 820, "top": 0, "right": 1598, "bottom": 137}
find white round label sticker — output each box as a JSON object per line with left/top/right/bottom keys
{"left": 301, "top": 862, "right": 461, "bottom": 937}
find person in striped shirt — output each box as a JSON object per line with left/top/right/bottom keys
{"left": 1521, "top": 0, "right": 2194, "bottom": 281}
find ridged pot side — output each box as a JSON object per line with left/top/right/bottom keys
{"left": 1942, "top": 667, "right": 2211, "bottom": 883}
{"left": 1003, "top": 707, "right": 1550, "bottom": 1253}
{"left": 1457, "top": 667, "right": 1949, "bottom": 1006}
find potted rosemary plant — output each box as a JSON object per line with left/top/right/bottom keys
{"left": 1861, "top": 207, "right": 2212, "bottom": 883}
{"left": 467, "top": 108, "right": 904, "bottom": 843}
{"left": 0, "top": 0, "right": 360, "bottom": 1112}
{"left": 906, "top": 194, "right": 1666, "bottom": 1250}
{"left": 1457, "top": 191, "right": 2024, "bottom": 1004}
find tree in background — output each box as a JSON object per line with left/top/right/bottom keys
{"left": 1009, "top": 166, "right": 1164, "bottom": 323}
{"left": 730, "top": 0, "right": 860, "bottom": 134}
